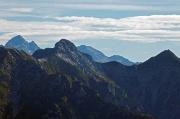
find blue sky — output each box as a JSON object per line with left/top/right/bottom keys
{"left": 0, "top": 0, "right": 180, "bottom": 62}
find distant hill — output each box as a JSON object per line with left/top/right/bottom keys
{"left": 5, "top": 35, "right": 40, "bottom": 54}
{"left": 78, "top": 45, "right": 134, "bottom": 66}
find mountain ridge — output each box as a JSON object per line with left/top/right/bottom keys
{"left": 139, "top": 49, "right": 180, "bottom": 68}
{"left": 0, "top": 45, "right": 154, "bottom": 119}
{"left": 102, "top": 49, "right": 180, "bottom": 119}
{"left": 78, "top": 45, "right": 135, "bottom": 66}
{"left": 0, "top": 35, "right": 180, "bottom": 119}
{"left": 33, "top": 39, "right": 145, "bottom": 112}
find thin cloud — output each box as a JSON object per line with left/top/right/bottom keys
{"left": 0, "top": 15, "right": 180, "bottom": 47}
{"left": 57, "top": 4, "right": 161, "bottom": 11}
{"left": 0, "top": 1, "right": 179, "bottom": 19}
{"left": 4, "top": 8, "right": 33, "bottom": 13}
{"left": 53, "top": 15, "right": 180, "bottom": 30}
{"left": 0, "top": 1, "right": 179, "bottom": 18}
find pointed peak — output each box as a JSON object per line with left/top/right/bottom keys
{"left": 29, "top": 40, "right": 40, "bottom": 51}
{"left": 14, "top": 35, "right": 23, "bottom": 38}
{"left": 5, "top": 35, "right": 28, "bottom": 47}
{"left": 156, "top": 49, "right": 177, "bottom": 59}
{"left": 54, "top": 39, "right": 77, "bottom": 52}
{"left": 9, "top": 35, "right": 27, "bottom": 43}
{"left": 29, "top": 41, "right": 39, "bottom": 47}
{"left": 58, "top": 39, "right": 75, "bottom": 46}
{"left": 12, "top": 35, "right": 26, "bottom": 41}
{"left": 55, "top": 39, "right": 72, "bottom": 45}
{"left": 140, "top": 49, "right": 180, "bottom": 67}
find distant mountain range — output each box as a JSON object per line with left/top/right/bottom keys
{"left": 3, "top": 35, "right": 138, "bottom": 65}
{"left": 78, "top": 45, "right": 136, "bottom": 66}
{"left": 0, "top": 35, "right": 180, "bottom": 119}
{"left": 4, "top": 35, "right": 40, "bottom": 54}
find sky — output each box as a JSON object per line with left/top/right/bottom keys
{"left": 0, "top": 0, "right": 180, "bottom": 62}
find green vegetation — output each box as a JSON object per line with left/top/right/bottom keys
{"left": 0, "top": 73, "right": 11, "bottom": 119}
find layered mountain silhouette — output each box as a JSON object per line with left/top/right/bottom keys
{"left": 33, "top": 39, "right": 144, "bottom": 112}
{"left": 5, "top": 35, "right": 40, "bottom": 54}
{"left": 78, "top": 45, "right": 135, "bottom": 66}
{"left": 0, "top": 39, "right": 154, "bottom": 119}
{"left": 0, "top": 36, "right": 180, "bottom": 119}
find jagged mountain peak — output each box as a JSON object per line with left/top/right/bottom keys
{"left": 29, "top": 41, "right": 38, "bottom": 48}
{"left": 149, "top": 49, "right": 179, "bottom": 62}
{"left": 33, "top": 39, "right": 80, "bottom": 59}
{"left": 156, "top": 49, "right": 177, "bottom": 58}
{"left": 5, "top": 35, "right": 40, "bottom": 55}
{"left": 14, "top": 35, "right": 23, "bottom": 39}
{"left": 12, "top": 35, "right": 23, "bottom": 39}
{"left": 6, "top": 35, "right": 28, "bottom": 46}
{"left": 55, "top": 39, "right": 77, "bottom": 52}
{"left": 29, "top": 41, "right": 40, "bottom": 51}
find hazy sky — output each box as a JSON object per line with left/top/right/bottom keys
{"left": 0, "top": 0, "right": 180, "bottom": 62}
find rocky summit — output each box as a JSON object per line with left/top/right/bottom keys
{"left": 5, "top": 35, "right": 40, "bottom": 55}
